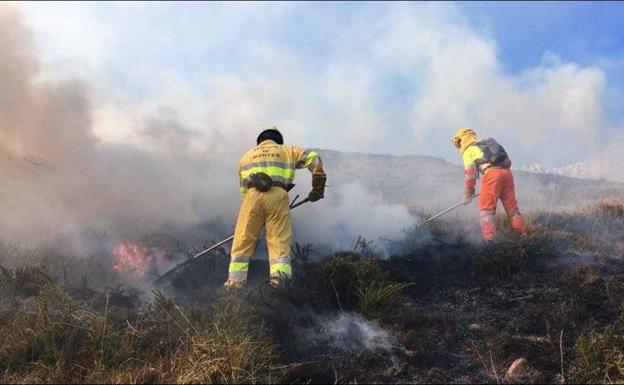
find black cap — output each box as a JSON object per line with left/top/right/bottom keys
{"left": 257, "top": 127, "right": 283, "bottom": 145}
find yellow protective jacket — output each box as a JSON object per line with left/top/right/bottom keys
{"left": 227, "top": 140, "right": 326, "bottom": 285}
{"left": 237, "top": 140, "right": 326, "bottom": 194}
{"left": 459, "top": 133, "right": 482, "bottom": 193}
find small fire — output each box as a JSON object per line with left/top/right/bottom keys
{"left": 113, "top": 242, "right": 166, "bottom": 277}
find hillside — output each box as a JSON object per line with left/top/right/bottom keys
{"left": 0, "top": 201, "right": 623, "bottom": 383}
{"left": 318, "top": 149, "right": 624, "bottom": 212}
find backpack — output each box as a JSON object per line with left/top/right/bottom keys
{"left": 473, "top": 138, "right": 511, "bottom": 167}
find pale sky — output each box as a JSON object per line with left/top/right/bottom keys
{"left": 17, "top": 1, "right": 624, "bottom": 166}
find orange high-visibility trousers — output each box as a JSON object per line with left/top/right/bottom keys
{"left": 478, "top": 168, "right": 527, "bottom": 241}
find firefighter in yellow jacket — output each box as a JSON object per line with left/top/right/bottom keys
{"left": 452, "top": 128, "right": 527, "bottom": 241}
{"left": 225, "top": 127, "right": 327, "bottom": 287}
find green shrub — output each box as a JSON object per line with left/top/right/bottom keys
{"left": 316, "top": 255, "right": 412, "bottom": 319}
{"left": 569, "top": 321, "right": 624, "bottom": 383}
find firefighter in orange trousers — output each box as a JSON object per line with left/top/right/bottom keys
{"left": 225, "top": 127, "right": 327, "bottom": 288}
{"left": 451, "top": 128, "right": 527, "bottom": 241}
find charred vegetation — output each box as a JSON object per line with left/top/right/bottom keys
{"left": 0, "top": 201, "right": 623, "bottom": 383}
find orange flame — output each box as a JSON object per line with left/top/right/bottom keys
{"left": 113, "top": 242, "right": 166, "bottom": 277}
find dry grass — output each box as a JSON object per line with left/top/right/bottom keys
{"left": 0, "top": 252, "right": 413, "bottom": 383}
{"left": 0, "top": 267, "right": 284, "bottom": 384}
{"left": 0, "top": 201, "right": 622, "bottom": 383}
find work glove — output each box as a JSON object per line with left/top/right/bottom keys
{"left": 462, "top": 188, "right": 475, "bottom": 205}
{"left": 309, "top": 173, "right": 327, "bottom": 202}
{"left": 312, "top": 174, "right": 327, "bottom": 191}
{"left": 308, "top": 188, "right": 324, "bottom": 202}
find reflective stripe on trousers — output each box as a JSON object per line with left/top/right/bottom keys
{"left": 227, "top": 257, "right": 249, "bottom": 282}
{"left": 479, "top": 209, "right": 497, "bottom": 241}
{"left": 269, "top": 256, "right": 292, "bottom": 278}
{"left": 228, "top": 187, "right": 292, "bottom": 283}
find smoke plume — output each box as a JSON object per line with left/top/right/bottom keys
{"left": 0, "top": 5, "right": 419, "bottom": 261}
{"left": 1, "top": 4, "right": 622, "bottom": 266}
{"left": 0, "top": 6, "right": 237, "bottom": 247}
{"left": 302, "top": 311, "right": 397, "bottom": 353}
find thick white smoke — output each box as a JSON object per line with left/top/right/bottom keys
{"left": 17, "top": 2, "right": 620, "bottom": 167}
{"left": 0, "top": 5, "right": 422, "bottom": 260}
{"left": 292, "top": 183, "right": 417, "bottom": 255}
{"left": 0, "top": 6, "right": 240, "bottom": 247}
{"left": 2, "top": 3, "right": 622, "bottom": 262}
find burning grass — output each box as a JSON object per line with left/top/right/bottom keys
{"left": 0, "top": 201, "right": 623, "bottom": 383}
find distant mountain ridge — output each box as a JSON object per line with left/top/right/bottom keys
{"left": 314, "top": 149, "right": 624, "bottom": 212}
{"left": 522, "top": 142, "right": 624, "bottom": 183}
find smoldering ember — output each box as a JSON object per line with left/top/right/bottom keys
{"left": 1, "top": 2, "right": 624, "bottom": 384}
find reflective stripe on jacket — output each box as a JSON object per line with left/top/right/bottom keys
{"left": 238, "top": 140, "right": 326, "bottom": 195}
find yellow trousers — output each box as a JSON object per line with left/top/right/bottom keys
{"left": 228, "top": 187, "right": 292, "bottom": 283}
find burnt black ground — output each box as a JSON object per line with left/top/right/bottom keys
{"left": 376, "top": 237, "right": 624, "bottom": 383}
{"left": 158, "top": 234, "right": 623, "bottom": 383}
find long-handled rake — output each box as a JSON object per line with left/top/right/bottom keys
{"left": 415, "top": 194, "right": 480, "bottom": 228}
